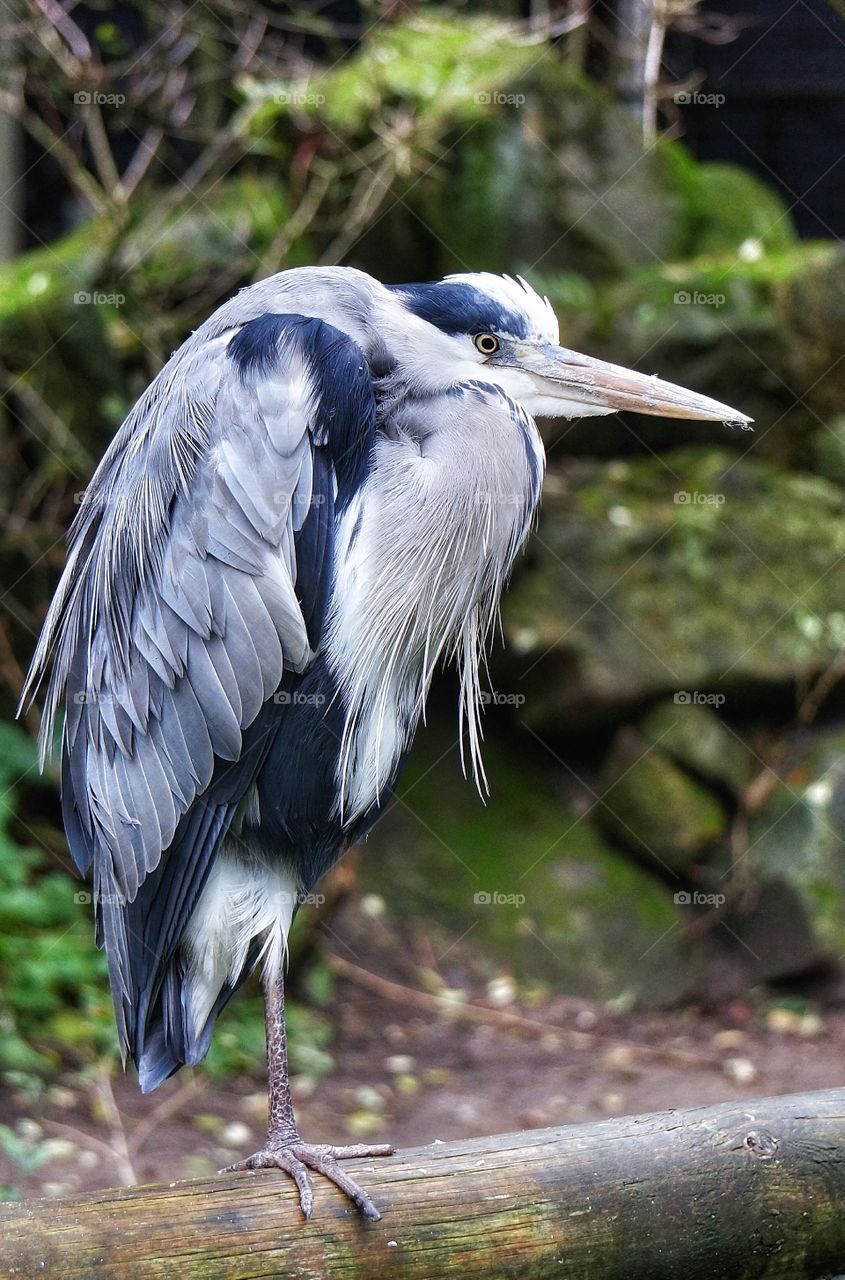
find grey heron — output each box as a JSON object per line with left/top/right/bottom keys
{"left": 22, "top": 266, "right": 750, "bottom": 1220}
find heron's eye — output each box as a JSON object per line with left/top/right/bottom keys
{"left": 474, "top": 333, "right": 500, "bottom": 356}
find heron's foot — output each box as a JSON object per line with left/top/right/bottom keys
{"left": 221, "top": 1135, "right": 394, "bottom": 1220}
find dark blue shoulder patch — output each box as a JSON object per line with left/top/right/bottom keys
{"left": 228, "top": 312, "right": 375, "bottom": 503}
{"left": 389, "top": 282, "right": 529, "bottom": 340}
{"left": 227, "top": 313, "right": 292, "bottom": 377}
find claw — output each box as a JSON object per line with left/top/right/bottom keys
{"left": 222, "top": 1138, "right": 393, "bottom": 1220}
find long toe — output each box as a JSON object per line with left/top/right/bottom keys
{"left": 290, "top": 1145, "right": 384, "bottom": 1220}
{"left": 309, "top": 1143, "right": 394, "bottom": 1160}
{"left": 221, "top": 1139, "right": 392, "bottom": 1221}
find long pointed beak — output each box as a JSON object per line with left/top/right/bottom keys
{"left": 509, "top": 344, "right": 753, "bottom": 425}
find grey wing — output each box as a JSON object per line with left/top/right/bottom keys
{"left": 22, "top": 312, "right": 375, "bottom": 1054}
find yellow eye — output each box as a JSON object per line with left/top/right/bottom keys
{"left": 474, "top": 333, "right": 500, "bottom": 355}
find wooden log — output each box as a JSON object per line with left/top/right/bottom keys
{"left": 2, "top": 1087, "right": 845, "bottom": 1279}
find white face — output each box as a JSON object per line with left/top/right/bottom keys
{"left": 379, "top": 273, "right": 565, "bottom": 406}
{"left": 380, "top": 272, "right": 752, "bottom": 426}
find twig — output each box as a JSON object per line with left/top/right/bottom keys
{"left": 0, "top": 90, "right": 110, "bottom": 216}
{"left": 324, "top": 952, "right": 721, "bottom": 1068}
{"left": 91, "top": 1069, "right": 137, "bottom": 1187}
{"left": 115, "top": 127, "right": 165, "bottom": 203}
{"left": 797, "top": 650, "right": 845, "bottom": 727}
{"left": 126, "top": 1077, "right": 203, "bottom": 1160}
{"left": 253, "top": 162, "right": 334, "bottom": 280}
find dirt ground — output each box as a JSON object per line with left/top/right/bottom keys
{"left": 3, "top": 893, "right": 845, "bottom": 1201}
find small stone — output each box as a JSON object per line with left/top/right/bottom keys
{"left": 767, "top": 1007, "right": 822, "bottom": 1037}
{"left": 193, "top": 1113, "right": 224, "bottom": 1133}
{"left": 599, "top": 1092, "right": 625, "bottom": 1114}
{"left": 395, "top": 1074, "right": 419, "bottom": 1095}
{"left": 292, "top": 1074, "right": 318, "bottom": 1100}
{"left": 436, "top": 987, "right": 467, "bottom": 1008}
{"left": 78, "top": 1150, "right": 100, "bottom": 1170}
{"left": 220, "top": 1121, "right": 252, "bottom": 1148}
{"left": 384, "top": 1054, "right": 415, "bottom": 1074}
{"left": 797, "top": 1013, "right": 823, "bottom": 1037}
{"left": 16, "top": 1119, "right": 42, "bottom": 1140}
{"left": 39, "top": 1138, "right": 77, "bottom": 1162}
{"left": 421, "top": 1068, "right": 450, "bottom": 1086}
{"left": 712, "top": 1029, "right": 746, "bottom": 1048}
{"left": 509, "top": 626, "right": 538, "bottom": 654}
{"left": 360, "top": 893, "right": 386, "bottom": 919}
{"left": 766, "top": 1008, "right": 802, "bottom": 1035}
{"left": 46, "top": 1087, "right": 77, "bottom": 1109}
{"left": 603, "top": 1044, "right": 635, "bottom": 1069}
{"left": 354, "top": 1085, "right": 385, "bottom": 1111}
{"left": 240, "top": 1092, "right": 268, "bottom": 1117}
{"left": 486, "top": 974, "right": 516, "bottom": 1007}
{"left": 344, "top": 1110, "right": 384, "bottom": 1137}
{"left": 575, "top": 1009, "right": 598, "bottom": 1030}
{"left": 724, "top": 1056, "right": 757, "bottom": 1085}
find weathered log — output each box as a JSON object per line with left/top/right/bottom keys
{"left": 2, "top": 1087, "right": 845, "bottom": 1279}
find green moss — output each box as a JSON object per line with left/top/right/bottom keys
{"left": 246, "top": 15, "right": 537, "bottom": 134}
{"left": 505, "top": 449, "right": 845, "bottom": 728}
{"left": 365, "top": 734, "right": 716, "bottom": 1004}
{"left": 747, "top": 730, "right": 845, "bottom": 957}
{"left": 596, "top": 730, "right": 728, "bottom": 870}
{"left": 640, "top": 699, "right": 754, "bottom": 795}
{"left": 663, "top": 150, "right": 797, "bottom": 258}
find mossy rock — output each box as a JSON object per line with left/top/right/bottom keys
{"left": 501, "top": 448, "right": 845, "bottom": 728}
{"left": 666, "top": 153, "right": 797, "bottom": 259}
{"left": 282, "top": 13, "right": 802, "bottom": 287}
{"left": 639, "top": 699, "right": 754, "bottom": 796}
{"left": 778, "top": 244, "right": 845, "bottom": 419}
{"left": 745, "top": 726, "right": 845, "bottom": 959}
{"left": 411, "top": 61, "right": 693, "bottom": 279}
{"left": 595, "top": 728, "right": 728, "bottom": 871}
{"left": 812, "top": 415, "right": 845, "bottom": 488}
{"left": 363, "top": 732, "right": 720, "bottom": 1005}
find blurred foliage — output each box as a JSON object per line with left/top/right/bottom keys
{"left": 2, "top": 3, "right": 845, "bottom": 1084}
{"left": 0, "top": 722, "right": 111, "bottom": 1077}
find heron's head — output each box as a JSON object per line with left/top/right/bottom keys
{"left": 385, "top": 273, "right": 751, "bottom": 426}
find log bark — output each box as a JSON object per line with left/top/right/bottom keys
{"left": 2, "top": 1087, "right": 845, "bottom": 1279}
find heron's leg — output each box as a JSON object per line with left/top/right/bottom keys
{"left": 220, "top": 969, "right": 392, "bottom": 1220}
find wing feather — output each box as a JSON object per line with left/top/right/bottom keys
{"left": 21, "top": 307, "right": 377, "bottom": 1073}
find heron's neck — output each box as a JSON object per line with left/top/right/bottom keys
{"left": 324, "top": 386, "right": 544, "bottom": 823}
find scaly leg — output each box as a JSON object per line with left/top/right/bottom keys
{"left": 221, "top": 970, "right": 393, "bottom": 1220}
